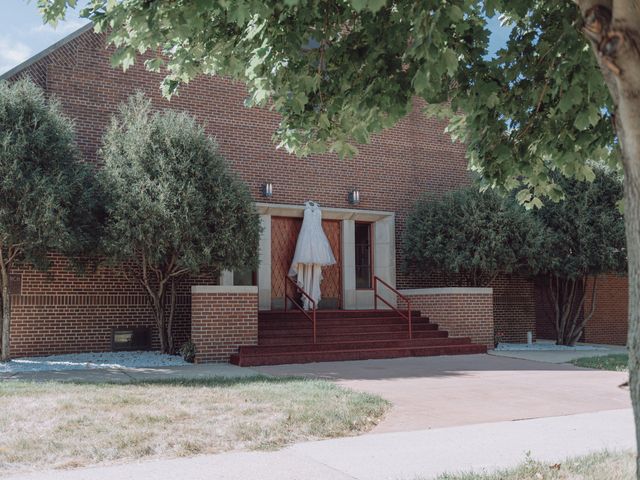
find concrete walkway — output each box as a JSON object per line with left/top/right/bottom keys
{"left": 6, "top": 408, "right": 635, "bottom": 480}
{"left": 257, "top": 354, "right": 631, "bottom": 433}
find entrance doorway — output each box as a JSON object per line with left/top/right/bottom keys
{"left": 270, "top": 216, "right": 342, "bottom": 310}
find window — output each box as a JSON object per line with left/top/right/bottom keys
{"left": 355, "top": 222, "right": 372, "bottom": 289}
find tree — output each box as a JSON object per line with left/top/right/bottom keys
{"left": 0, "top": 79, "right": 101, "bottom": 361}
{"left": 100, "top": 94, "right": 260, "bottom": 354}
{"left": 36, "top": 0, "right": 640, "bottom": 472}
{"left": 536, "top": 170, "right": 626, "bottom": 346}
{"left": 404, "top": 187, "right": 544, "bottom": 287}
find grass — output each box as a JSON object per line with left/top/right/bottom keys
{"left": 571, "top": 354, "right": 629, "bottom": 372}
{"left": 430, "top": 450, "right": 635, "bottom": 480}
{"left": 0, "top": 376, "right": 389, "bottom": 474}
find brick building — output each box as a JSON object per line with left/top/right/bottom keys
{"left": 1, "top": 25, "right": 626, "bottom": 363}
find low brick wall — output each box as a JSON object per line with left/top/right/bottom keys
{"left": 191, "top": 286, "right": 259, "bottom": 363}
{"left": 399, "top": 288, "right": 495, "bottom": 347}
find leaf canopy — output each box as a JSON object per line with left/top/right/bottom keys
{"left": 534, "top": 168, "right": 627, "bottom": 279}
{"left": 37, "top": 0, "right": 617, "bottom": 200}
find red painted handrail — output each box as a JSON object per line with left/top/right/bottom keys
{"left": 373, "top": 276, "right": 412, "bottom": 339}
{"left": 284, "top": 276, "right": 317, "bottom": 343}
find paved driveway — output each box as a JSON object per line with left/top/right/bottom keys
{"left": 256, "top": 354, "right": 631, "bottom": 433}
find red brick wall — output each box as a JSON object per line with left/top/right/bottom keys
{"left": 400, "top": 288, "right": 495, "bottom": 347}
{"left": 191, "top": 287, "right": 258, "bottom": 363}
{"left": 533, "top": 276, "right": 557, "bottom": 341}
{"left": 8, "top": 254, "right": 216, "bottom": 357}
{"left": 490, "top": 274, "right": 536, "bottom": 343}
{"left": 583, "top": 274, "right": 628, "bottom": 346}
{"left": 534, "top": 274, "right": 628, "bottom": 345}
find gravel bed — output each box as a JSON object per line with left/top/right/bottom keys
{"left": 0, "top": 351, "right": 188, "bottom": 373}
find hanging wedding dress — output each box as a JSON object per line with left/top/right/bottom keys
{"left": 289, "top": 201, "right": 336, "bottom": 309}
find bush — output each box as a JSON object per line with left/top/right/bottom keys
{"left": 179, "top": 341, "right": 197, "bottom": 363}
{"left": 404, "top": 187, "right": 544, "bottom": 287}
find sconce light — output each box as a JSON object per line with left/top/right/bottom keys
{"left": 348, "top": 189, "right": 360, "bottom": 205}
{"left": 262, "top": 182, "right": 273, "bottom": 198}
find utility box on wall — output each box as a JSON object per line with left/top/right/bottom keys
{"left": 111, "top": 327, "right": 152, "bottom": 351}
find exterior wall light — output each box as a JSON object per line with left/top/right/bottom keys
{"left": 262, "top": 182, "right": 273, "bottom": 197}
{"left": 348, "top": 189, "right": 360, "bottom": 205}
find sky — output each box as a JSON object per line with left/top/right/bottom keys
{"left": 0, "top": 1, "right": 88, "bottom": 75}
{"left": 0, "top": 1, "right": 511, "bottom": 75}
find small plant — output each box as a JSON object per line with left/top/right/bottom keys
{"left": 179, "top": 341, "right": 196, "bottom": 363}
{"left": 494, "top": 331, "right": 506, "bottom": 348}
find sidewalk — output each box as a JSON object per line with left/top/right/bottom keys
{"left": 7, "top": 409, "right": 635, "bottom": 480}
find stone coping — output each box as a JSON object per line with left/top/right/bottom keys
{"left": 191, "top": 285, "right": 258, "bottom": 294}
{"left": 399, "top": 287, "right": 493, "bottom": 296}
{"left": 256, "top": 202, "right": 394, "bottom": 222}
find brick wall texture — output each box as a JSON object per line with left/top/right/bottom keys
{"left": 191, "top": 291, "right": 258, "bottom": 363}
{"left": 490, "top": 274, "right": 537, "bottom": 343}
{"left": 402, "top": 291, "right": 495, "bottom": 347}
{"left": 583, "top": 274, "right": 628, "bottom": 346}
{"left": 3, "top": 27, "right": 607, "bottom": 356}
{"left": 9, "top": 254, "right": 217, "bottom": 357}
{"left": 534, "top": 274, "right": 628, "bottom": 345}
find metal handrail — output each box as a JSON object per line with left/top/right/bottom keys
{"left": 373, "top": 276, "right": 412, "bottom": 339}
{"left": 284, "top": 276, "right": 317, "bottom": 343}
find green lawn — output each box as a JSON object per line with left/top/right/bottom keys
{"left": 431, "top": 451, "right": 634, "bottom": 480}
{"left": 0, "top": 376, "right": 389, "bottom": 474}
{"left": 571, "top": 354, "right": 629, "bottom": 371}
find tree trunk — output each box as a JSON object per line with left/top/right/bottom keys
{"left": 575, "top": 1, "right": 640, "bottom": 474}
{"left": 547, "top": 275, "right": 591, "bottom": 346}
{"left": 625, "top": 138, "right": 640, "bottom": 479}
{"left": 0, "top": 261, "right": 11, "bottom": 362}
{"left": 166, "top": 279, "right": 177, "bottom": 355}
{"left": 151, "top": 293, "right": 168, "bottom": 354}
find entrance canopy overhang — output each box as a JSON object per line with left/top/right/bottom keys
{"left": 256, "top": 202, "right": 394, "bottom": 223}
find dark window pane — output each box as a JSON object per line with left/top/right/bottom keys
{"left": 355, "top": 223, "right": 372, "bottom": 289}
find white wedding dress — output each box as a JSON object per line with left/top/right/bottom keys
{"left": 289, "top": 201, "right": 336, "bottom": 309}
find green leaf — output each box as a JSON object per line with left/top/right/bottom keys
{"left": 443, "top": 49, "right": 458, "bottom": 76}
{"left": 587, "top": 105, "right": 601, "bottom": 127}
{"left": 486, "top": 92, "right": 499, "bottom": 108}
{"left": 448, "top": 5, "right": 464, "bottom": 22}
{"left": 574, "top": 110, "right": 591, "bottom": 131}
{"left": 350, "top": 0, "right": 368, "bottom": 12}
{"left": 366, "top": 0, "right": 387, "bottom": 13}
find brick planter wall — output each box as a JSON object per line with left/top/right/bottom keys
{"left": 584, "top": 274, "right": 628, "bottom": 346}
{"left": 399, "top": 288, "right": 495, "bottom": 347}
{"left": 191, "top": 286, "right": 259, "bottom": 363}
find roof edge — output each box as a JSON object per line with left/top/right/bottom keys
{"left": 0, "top": 22, "right": 94, "bottom": 81}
